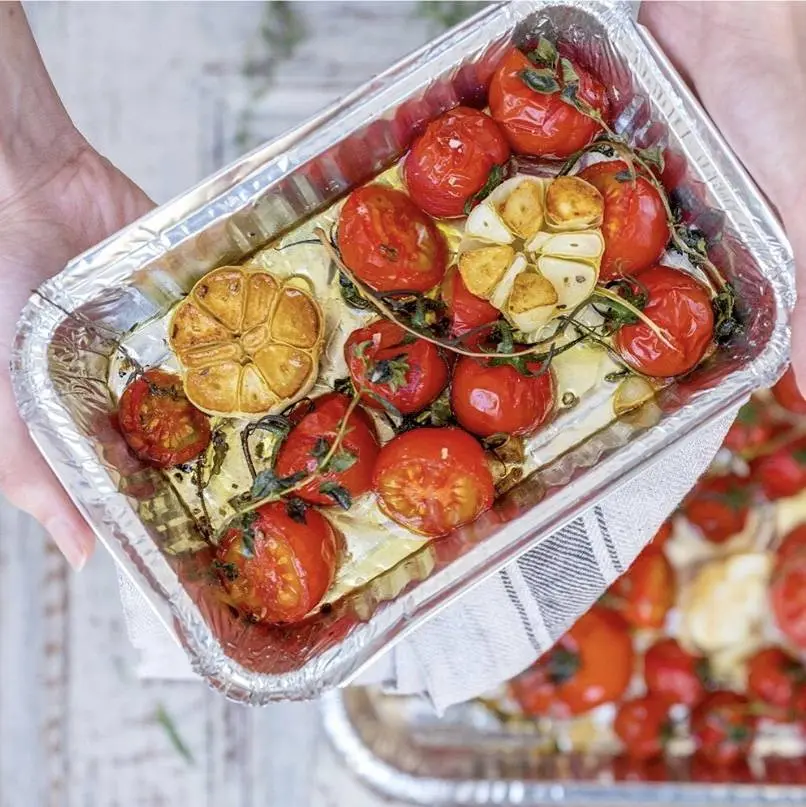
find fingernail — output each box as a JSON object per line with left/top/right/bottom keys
{"left": 45, "top": 518, "right": 89, "bottom": 572}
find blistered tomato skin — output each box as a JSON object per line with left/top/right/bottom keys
{"left": 751, "top": 438, "right": 806, "bottom": 500}
{"left": 614, "top": 695, "right": 672, "bottom": 761}
{"left": 682, "top": 473, "right": 751, "bottom": 543}
{"left": 691, "top": 691, "right": 756, "bottom": 767}
{"left": 578, "top": 160, "right": 669, "bottom": 280}
{"left": 216, "top": 502, "right": 339, "bottom": 624}
{"left": 372, "top": 427, "right": 495, "bottom": 538}
{"left": 118, "top": 369, "right": 211, "bottom": 468}
{"left": 404, "top": 107, "right": 510, "bottom": 218}
{"left": 451, "top": 356, "right": 555, "bottom": 437}
{"left": 274, "top": 393, "right": 380, "bottom": 506}
{"left": 344, "top": 320, "right": 450, "bottom": 415}
{"left": 441, "top": 267, "right": 500, "bottom": 339}
{"left": 615, "top": 265, "right": 714, "bottom": 378}
{"left": 771, "top": 551, "right": 806, "bottom": 651}
{"left": 644, "top": 638, "right": 706, "bottom": 708}
{"left": 337, "top": 185, "right": 447, "bottom": 293}
{"left": 747, "top": 647, "right": 804, "bottom": 710}
{"left": 509, "top": 606, "right": 633, "bottom": 718}
{"left": 488, "top": 48, "right": 607, "bottom": 158}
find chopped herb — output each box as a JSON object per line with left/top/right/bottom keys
{"left": 711, "top": 283, "right": 743, "bottom": 346}
{"left": 319, "top": 481, "right": 352, "bottom": 510}
{"left": 310, "top": 436, "right": 331, "bottom": 459}
{"left": 212, "top": 560, "right": 239, "bottom": 582}
{"left": 637, "top": 145, "right": 665, "bottom": 173}
{"left": 155, "top": 704, "right": 194, "bottom": 765}
{"left": 412, "top": 297, "right": 428, "bottom": 330}
{"left": 240, "top": 510, "right": 260, "bottom": 557}
{"left": 208, "top": 430, "right": 229, "bottom": 481}
{"left": 613, "top": 169, "right": 635, "bottom": 183}
{"left": 562, "top": 391, "right": 579, "bottom": 408}
{"left": 398, "top": 389, "right": 455, "bottom": 432}
{"left": 324, "top": 448, "right": 358, "bottom": 474}
{"left": 333, "top": 376, "right": 356, "bottom": 396}
{"left": 366, "top": 390, "right": 402, "bottom": 419}
{"left": 605, "top": 369, "right": 631, "bottom": 383}
{"left": 379, "top": 244, "right": 399, "bottom": 261}
{"left": 249, "top": 469, "right": 306, "bottom": 501}
{"left": 339, "top": 271, "right": 372, "bottom": 310}
{"left": 559, "top": 57, "right": 579, "bottom": 85}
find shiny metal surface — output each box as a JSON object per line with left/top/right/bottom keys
{"left": 11, "top": 0, "right": 795, "bottom": 702}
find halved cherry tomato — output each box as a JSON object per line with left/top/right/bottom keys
{"left": 644, "top": 638, "right": 706, "bottom": 708}
{"left": 691, "top": 691, "right": 756, "bottom": 767}
{"left": 750, "top": 438, "right": 806, "bottom": 500}
{"left": 776, "top": 525, "right": 806, "bottom": 569}
{"left": 608, "top": 545, "right": 674, "bottom": 630}
{"left": 488, "top": 48, "right": 608, "bottom": 158}
{"left": 441, "top": 266, "right": 500, "bottom": 339}
{"left": 652, "top": 520, "right": 673, "bottom": 548}
{"left": 771, "top": 551, "right": 806, "bottom": 651}
{"left": 216, "top": 502, "right": 339, "bottom": 624}
{"left": 118, "top": 369, "right": 211, "bottom": 468}
{"left": 723, "top": 400, "right": 776, "bottom": 454}
{"left": 451, "top": 355, "right": 555, "bottom": 437}
{"left": 509, "top": 606, "right": 633, "bottom": 718}
{"left": 614, "top": 265, "right": 714, "bottom": 378}
{"left": 337, "top": 185, "right": 447, "bottom": 292}
{"left": 274, "top": 393, "right": 380, "bottom": 507}
{"left": 345, "top": 320, "right": 450, "bottom": 415}
{"left": 404, "top": 106, "right": 510, "bottom": 218}
{"left": 614, "top": 694, "right": 672, "bottom": 761}
{"left": 373, "top": 426, "right": 494, "bottom": 537}
{"left": 772, "top": 366, "right": 806, "bottom": 414}
{"left": 747, "top": 647, "right": 805, "bottom": 710}
{"left": 682, "top": 473, "right": 751, "bottom": 544}
{"left": 578, "top": 160, "right": 669, "bottom": 281}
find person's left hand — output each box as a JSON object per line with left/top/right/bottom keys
{"left": 0, "top": 134, "right": 153, "bottom": 569}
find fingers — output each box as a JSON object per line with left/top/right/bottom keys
{"left": 0, "top": 431, "right": 94, "bottom": 570}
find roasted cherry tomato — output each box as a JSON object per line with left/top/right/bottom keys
{"left": 689, "top": 755, "right": 753, "bottom": 784}
{"left": 765, "top": 756, "right": 806, "bottom": 785}
{"left": 216, "top": 502, "right": 339, "bottom": 624}
{"left": 723, "top": 400, "right": 776, "bottom": 455}
{"left": 118, "top": 369, "right": 211, "bottom": 468}
{"left": 614, "top": 265, "right": 714, "bottom": 378}
{"left": 747, "top": 647, "right": 805, "bottom": 711}
{"left": 691, "top": 691, "right": 756, "bottom": 767}
{"left": 772, "top": 366, "right": 806, "bottom": 414}
{"left": 771, "top": 550, "right": 806, "bottom": 651}
{"left": 441, "top": 266, "right": 500, "bottom": 339}
{"left": 403, "top": 106, "right": 510, "bottom": 218}
{"left": 614, "top": 694, "right": 672, "bottom": 761}
{"left": 652, "top": 520, "right": 673, "bottom": 548}
{"left": 373, "top": 427, "right": 495, "bottom": 537}
{"left": 274, "top": 393, "right": 380, "bottom": 507}
{"left": 451, "top": 355, "right": 555, "bottom": 438}
{"left": 578, "top": 160, "right": 669, "bottom": 281}
{"left": 682, "top": 473, "right": 751, "bottom": 544}
{"left": 644, "top": 638, "right": 706, "bottom": 708}
{"left": 509, "top": 606, "right": 633, "bottom": 718}
{"left": 611, "top": 755, "right": 669, "bottom": 783}
{"left": 776, "top": 525, "right": 806, "bottom": 569}
{"left": 345, "top": 319, "right": 450, "bottom": 415}
{"left": 488, "top": 48, "right": 608, "bottom": 158}
{"left": 750, "top": 438, "right": 806, "bottom": 500}
{"left": 337, "top": 185, "right": 447, "bottom": 292}
{"left": 608, "top": 545, "right": 675, "bottom": 630}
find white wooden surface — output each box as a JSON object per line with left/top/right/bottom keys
{"left": 0, "top": 3, "right": 462, "bottom": 804}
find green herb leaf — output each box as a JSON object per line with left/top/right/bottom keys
{"left": 366, "top": 390, "right": 402, "bottom": 419}
{"left": 559, "top": 57, "right": 579, "bottom": 86}
{"left": 368, "top": 353, "right": 410, "bottom": 390}
{"left": 527, "top": 37, "right": 558, "bottom": 69}
{"left": 412, "top": 298, "right": 428, "bottom": 330}
{"left": 212, "top": 559, "right": 239, "bottom": 582}
{"left": 249, "top": 469, "right": 306, "bottom": 501}
{"left": 240, "top": 510, "right": 260, "bottom": 558}
{"left": 398, "top": 389, "right": 455, "bottom": 432}
{"left": 325, "top": 448, "right": 358, "bottom": 474}
{"left": 711, "top": 283, "right": 743, "bottom": 346}
{"left": 155, "top": 704, "right": 195, "bottom": 765}
{"left": 333, "top": 376, "right": 356, "bottom": 396}
{"left": 352, "top": 339, "right": 374, "bottom": 361}
{"left": 613, "top": 169, "right": 635, "bottom": 183}
{"left": 285, "top": 497, "right": 307, "bottom": 524}
{"left": 495, "top": 320, "right": 515, "bottom": 354}
{"left": 519, "top": 67, "right": 561, "bottom": 95}
{"left": 605, "top": 369, "right": 631, "bottom": 383}
{"left": 637, "top": 145, "right": 665, "bottom": 173}
{"left": 339, "top": 271, "right": 372, "bottom": 309}
{"left": 310, "top": 436, "right": 331, "bottom": 460}
{"left": 208, "top": 430, "right": 229, "bottom": 480}
{"left": 319, "top": 481, "right": 352, "bottom": 510}
{"left": 463, "top": 163, "right": 507, "bottom": 215}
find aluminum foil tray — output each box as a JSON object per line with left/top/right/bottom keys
{"left": 321, "top": 689, "right": 806, "bottom": 805}
{"left": 11, "top": 0, "right": 795, "bottom": 702}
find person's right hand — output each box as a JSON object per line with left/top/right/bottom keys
{"left": 640, "top": 1, "right": 806, "bottom": 385}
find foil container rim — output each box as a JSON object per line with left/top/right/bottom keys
{"left": 10, "top": 0, "right": 797, "bottom": 702}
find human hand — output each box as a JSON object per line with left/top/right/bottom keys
{"left": 0, "top": 3, "right": 153, "bottom": 569}
{"left": 639, "top": 1, "right": 806, "bottom": 386}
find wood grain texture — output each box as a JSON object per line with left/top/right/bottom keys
{"left": 1, "top": 2, "right": 446, "bottom": 805}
